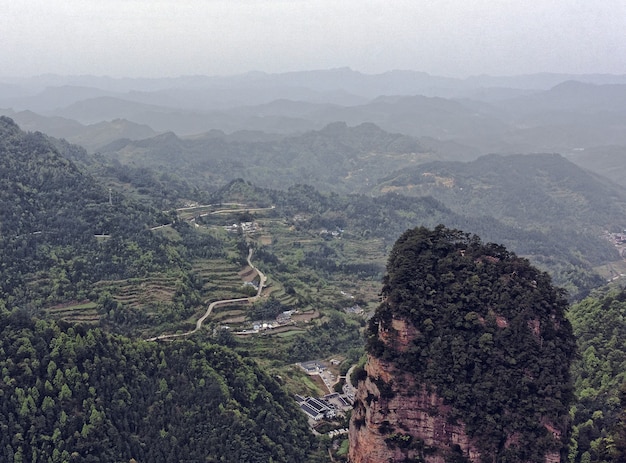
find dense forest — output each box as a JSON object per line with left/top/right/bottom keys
{"left": 567, "top": 288, "right": 626, "bottom": 463}
{"left": 0, "top": 116, "right": 179, "bottom": 309}
{"left": 365, "top": 226, "right": 577, "bottom": 462}
{"left": 0, "top": 309, "right": 314, "bottom": 462}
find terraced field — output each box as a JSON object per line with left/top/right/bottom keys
{"left": 95, "top": 274, "right": 180, "bottom": 310}
{"left": 339, "top": 236, "right": 387, "bottom": 264}
{"left": 251, "top": 220, "right": 383, "bottom": 306}
{"left": 192, "top": 258, "right": 250, "bottom": 301}
{"left": 46, "top": 301, "right": 100, "bottom": 324}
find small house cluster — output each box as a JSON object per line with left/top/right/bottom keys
{"left": 340, "top": 290, "right": 354, "bottom": 299}
{"left": 295, "top": 393, "right": 352, "bottom": 421}
{"left": 295, "top": 360, "right": 353, "bottom": 424}
{"left": 605, "top": 230, "right": 626, "bottom": 262}
{"left": 297, "top": 360, "right": 337, "bottom": 390}
{"left": 276, "top": 309, "right": 295, "bottom": 324}
{"left": 608, "top": 231, "right": 626, "bottom": 244}
{"left": 297, "top": 360, "right": 325, "bottom": 374}
{"left": 238, "top": 310, "right": 297, "bottom": 335}
{"left": 344, "top": 304, "right": 363, "bottom": 315}
{"left": 328, "top": 428, "right": 348, "bottom": 438}
{"left": 320, "top": 228, "right": 344, "bottom": 238}
{"left": 296, "top": 396, "right": 335, "bottom": 421}
{"left": 243, "top": 280, "right": 259, "bottom": 290}
{"left": 252, "top": 321, "right": 276, "bottom": 331}
{"left": 225, "top": 221, "right": 259, "bottom": 233}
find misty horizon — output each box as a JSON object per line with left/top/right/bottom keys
{"left": 5, "top": 66, "right": 626, "bottom": 81}
{"left": 3, "top": 1, "right": 626, "bottom": 79}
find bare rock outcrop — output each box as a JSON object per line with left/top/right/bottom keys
{"left": 349, "top": 346, "right": 480, "bottom": 463}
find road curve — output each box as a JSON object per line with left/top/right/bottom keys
{"left": 145, "top": 248, "right": 266, "bottom": 342}
{"left": 151, "top": 204, "right": 275, "bottom": 230}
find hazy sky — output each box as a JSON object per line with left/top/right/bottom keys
{"left": 2, "top": 0, "right": 626, "bottom": 78}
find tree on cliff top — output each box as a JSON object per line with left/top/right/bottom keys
{"left": 367, "top": 225, "right": 576, "bottom": 462}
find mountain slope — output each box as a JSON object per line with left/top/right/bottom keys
{"left": 0, "top": 117, "right": 173, "bottom": 309}
{"left": 0, "top": 296, "right": 314, "bottom": 463}
{"left": 568, "top": 288, "right": 626, "bottom": 463}
{"left": 569, "top": 145, "right": 626, "bottom": 189}
{"left": 376, "top": 152, "right": 626, "bottom": 232}
{"left": 98, "top": 122, "right": 437, "bottom": 193}
{"left": 373, "top": 153, "right": 625, "bottom": 283}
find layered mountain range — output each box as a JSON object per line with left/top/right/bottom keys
{"left": 3, "top": 69, "right": 626, "bottom": 185}
{"left": 3, "top": 68, "right": 626, "bottom": 462}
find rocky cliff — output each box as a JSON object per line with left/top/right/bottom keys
{"left": 349, "top": 226, "right": 575, "bottom": 463}
{"left": 349, "top": 323, "right": 482, "bottom": 463}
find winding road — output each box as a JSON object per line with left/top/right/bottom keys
{"left": 145, "top": 248, "right": 267, "bottom": 342}
{"left": 151, "top": 204, "right": 275, "bottom": 230}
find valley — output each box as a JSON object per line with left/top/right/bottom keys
{"left": 4, "top": 0, "right": 626, "bottom": 459}
{"left": 3, "top": 68, "right": 626, "bottom": 462}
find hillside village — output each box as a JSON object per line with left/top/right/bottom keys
{"left": 295, "top": 360, "right": 355, "bottom": 435}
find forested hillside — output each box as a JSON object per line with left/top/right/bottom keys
{"left": 96, "top": 122, "right": 437, "bottom": 194}
{"left": 376, "top": 153, "right": 626, "bottom": 234}
{"left": 0, "top": 310, "right": 314, "bottom": 462}
{"left": 567, "top": 288, "right": 626, "bottom": 463}
{"left": 0, "top": 117, "right": 183, "bottom": 310}
{"left": 374, "top": 153, "right": 625, "bottom": 290}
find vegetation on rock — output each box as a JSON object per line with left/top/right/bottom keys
{"left": 365, "top": 225, "right": 577, "bottom": 462}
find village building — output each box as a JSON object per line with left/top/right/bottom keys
{"left": 299, "top": 397, "right": 335, "bottom": 421}
{"left": 298, "top": 360, "right": 325, "bottom": 374}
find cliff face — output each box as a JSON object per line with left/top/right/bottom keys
{"left": 349, "top": 319, "right": 480, "bottom": 463}
{"left": 349, "top": 318, "right": 561, "bottom": 463}
{"left": 349, "top": 226, "right": 575, "bottom": 463}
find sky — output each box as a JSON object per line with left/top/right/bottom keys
{"left": 2, "top": 0, "right": 626, "bottom": 78}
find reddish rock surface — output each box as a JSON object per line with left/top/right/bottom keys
{"left": 349, "top": 351, "right": 480, "bottom": 463}
{"left": 348, "top": 317, "right": 562, "bottom": 463}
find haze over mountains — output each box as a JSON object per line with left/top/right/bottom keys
{"left": 3, "top": 68, "right": 626, "bottom": 183}
{"left": 4, "top": 67, "right": 626, "bottom": 288}
{"left": 4, "top": 68, "right": 626, "bottom": 288}
{"left": 5, "top": 0, "right": 626, "bottom": 459}
{"left": 5, "top": 67, "right": 626, "bottom": 462}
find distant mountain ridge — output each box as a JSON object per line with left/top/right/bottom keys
{"left": 0, "top": 108, "right": 157, "bottom": 151}
{"left": 97, "top": 121, "right": 437, "bottom": 193}
{"left": 4, "top": 68, "right": 626, "bottom": 101}
{"left": 4, "top": 69, "right": 626, "bottom": 164}
{"left": 375, "top": 152, "right": 626, "bottom": 234}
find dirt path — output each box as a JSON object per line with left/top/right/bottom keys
{"left": 145, "top": 248, "right": 265, "bottom": 341}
